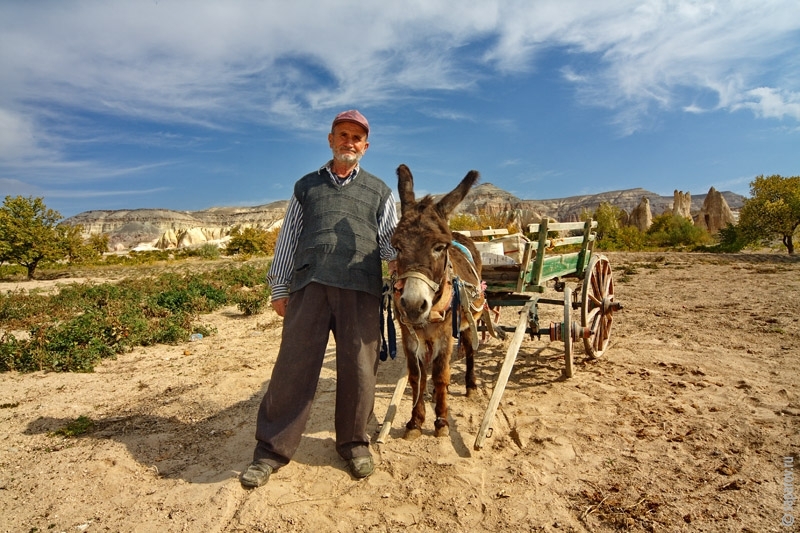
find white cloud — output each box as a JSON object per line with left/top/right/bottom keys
{"left": 734, "top": 87, "right": 800, "bottom": 121}
{"left": 0, "top": 107, "right": 51, "bottom": 163}
{"left": 1, "top": 0, "right": 798, "bottom": 158}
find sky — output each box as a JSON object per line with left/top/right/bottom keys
{"left": 1, "top": 1, "right": 799, "bottom": 219}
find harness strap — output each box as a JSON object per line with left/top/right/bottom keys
{"left": 395, "top": 270, "right": 440, "bottom": 292}
{"left": 459, "top": 280, "right": 481, "bottom": 349}
{"left": 379, "top": 280, "right": 397, "bottom": 361}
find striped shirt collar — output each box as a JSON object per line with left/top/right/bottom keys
{"left": 320, "top": 160, "right": 360, "bottom": 186}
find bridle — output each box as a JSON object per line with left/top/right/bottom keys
{"left": 393, "top": 244, "right": 486, "bottom": 349}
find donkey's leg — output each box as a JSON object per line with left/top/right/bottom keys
{"left": 432, "top": 347, "right": 452, "bottom": 437}
{"left": 404, "top": 354, "right": 427, "bottom": 440}
{"left": 461, "top": 331, "right": 478, "bottom": 397}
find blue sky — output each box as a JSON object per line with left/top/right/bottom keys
{"left": 1, "top": 1, "right": 798, "bottom": 219}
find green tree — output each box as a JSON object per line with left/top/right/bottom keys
{"left": 646, "top": 213, "right": 711, "bottom": 248}
{"left": 737, "top": 174, "right": 800, "bottom": 254}
{"left": 0, "top": 196, "right": 64, "bottom": 279}
{"left": 224, "top": 225, "right": 279, "bottom": 256}
{"left": 58, "top": 223, "right": 99, "bottom": 264}
{"left": 88, "top": 233, "right": 110, "bottom": 255}
{"left": 584, "top": 202, "right": 626, "bottom": 242}
{"left": 607, "top": 225, "right": 647, "bottom": 251}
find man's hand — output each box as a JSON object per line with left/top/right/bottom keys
{"left": 271, "top": 297, "right": 289, "bottom": 317}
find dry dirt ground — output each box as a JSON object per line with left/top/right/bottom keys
{"left": 1, "top": 251, "right": 799, "bottom": 532}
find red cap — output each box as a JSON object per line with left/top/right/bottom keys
{"left": 331, "top": 109, "right": 370, "bottom": 136}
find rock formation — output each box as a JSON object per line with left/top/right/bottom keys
{"left": 673, "top": 190, "right": 692, "bottom": 219}
{"left": 628, "top": 197, "right": 653, "bottom": 232}
{"left": 62, "top": 186, "right": 746, "bottom": 251}
{"left": 694, "top": 187, "right": 736, "bottom": 234}
{"left": 64, "top": 202, "right": 287, "bottom": 251}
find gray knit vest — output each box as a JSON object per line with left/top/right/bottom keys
{"left": 289, "top": 167, "right": 391, "bottom": 298}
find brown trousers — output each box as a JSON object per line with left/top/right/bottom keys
{"left": 253, "top": 282, "right": 381, "bottom": 468}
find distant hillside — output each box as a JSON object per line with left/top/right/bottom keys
{"left": 64, "top": 202, "right": 288, "bottom": 250}
{"left": 63, "top": 186, "right": 746, "bottom": 250}
{"left": 455, "top": 184, "right": 745, "bottom": 222}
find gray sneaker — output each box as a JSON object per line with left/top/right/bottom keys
{"left": 347, "top": 455, "right": 374, "bottom": 479}
{"left": 240, "top": 460, "right": 273, "bottom": 488}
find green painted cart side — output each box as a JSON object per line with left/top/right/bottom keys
{"left": 482, "top": 219, "right": 597, "bottom": 295}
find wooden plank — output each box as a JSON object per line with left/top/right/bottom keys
{"left": 454, "top": 228, "right": 509, "bottom": 238}
{"left": 528, "top": 221, "right": 590, "bottom": 233}
{"left": 516, "top": 240, "right": 536, "bottom": 293}
{"left": 529, "top": 218, "right": 550, "bottom": 288}
{"left": 376, "top": 371, "right": 409, "bottom": 444}
{"left": 474, "top": 299, "right": 536, "bottom": 450}
{"left": 576, "top": 219, "right": 595, "bottom": 279}
{"left": 544, "top": 235, "right": 593, "bottom": 247}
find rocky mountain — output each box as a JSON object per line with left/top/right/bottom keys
{"left": 455, "top": 184, "right": 745, "bottom": 222}
{"left": 63, "top": 186, "right": 746, "bottom": 250}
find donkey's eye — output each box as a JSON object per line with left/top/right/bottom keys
{"left": 432, "top": 243, "right": 447, "bottom": 254}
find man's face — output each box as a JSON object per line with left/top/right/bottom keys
{"left": 328, "top": 122, "right": 369, "bottom": 165}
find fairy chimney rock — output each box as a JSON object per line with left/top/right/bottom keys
{"left": 673, "top": 190, "right": 692, "bottom": 219}
{"left": 629, "top": 197, "right": 652, "bottom": 231}
{"left": 694, "top": 187, "right": 736, "bottom": 234}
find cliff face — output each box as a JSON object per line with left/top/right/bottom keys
{"left": 63, "top": 187, "right": 746, "bottom": 250}
{"left": 63, "top": 202, "right": 288, "bottom": 250}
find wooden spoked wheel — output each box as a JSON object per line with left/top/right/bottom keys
{"left": 581, "top": 254, "right": 616, "bottom": 358}
{"left": 563, "top": 286, "right": 574, "bottom": 378}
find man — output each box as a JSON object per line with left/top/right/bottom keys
{"left": 241, "top": 109, "right": 398, "bottom": 488}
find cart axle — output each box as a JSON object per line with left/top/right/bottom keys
{"left": 549, "top": 321, "right": 591, "bottom": 342}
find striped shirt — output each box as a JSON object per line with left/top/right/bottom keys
{"left": 267, "top": 162, "right": 398, "bottom": 301}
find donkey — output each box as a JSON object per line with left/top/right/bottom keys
{"left": 391, "top": 164, "right": 487, "bottom": 439}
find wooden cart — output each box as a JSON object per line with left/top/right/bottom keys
{"left": 466, "top": 219, "right": 622, "bottom": 450}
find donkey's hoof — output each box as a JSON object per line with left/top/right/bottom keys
{"left": 465, "top": 387, "right": 478, "bottom": 398}
{"left": 404, "top": 428, "right": 422, "bottom": 441}
{"left": 434, "top": 425, "right": 450, "bottom": 438}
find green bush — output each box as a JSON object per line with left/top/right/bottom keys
{"left": 646, "top": 214, "right": 712, "bottom": 248}
{"left": 52, "top": 415, "right": 94, "bottom": 437}
{"left": 596, "top": 226, "right": 648, "bottom": 251}
{"left": 225, "top": 226, "right": 279, "bottom": 256}
{"left": 696, "top": 223, "right": 751, "bottom": 253}
{"left": 0, "top": 263, "right": 267, "bottom": 373}
{"left": 177, "top": 244, "right": 221, "bottom": 260}
{"left": 235, "top": 289, "right": 271, "bottom": 316}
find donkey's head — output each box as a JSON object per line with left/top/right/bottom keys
{"left": 391, "top": 164, "right": 479, "bottom": 325}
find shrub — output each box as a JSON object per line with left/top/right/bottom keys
{"left": 235, "top": 288, "right": 271, "bottom": 316}
{"left": 225, "top": 226, "right": 279, "bottom": 256}
{"left": 646, "top": 214, "right": 712, "bottom": 248}
{"left": 699, "top": 223, "right": 750, "bottom": 253}
{"left": 52, "top": 415, "right": 94, "bottom": 437}
{"left": 177, "top": 244, "right": 221, "bottom": 260}
{"left": 0, "top": 263, "right": 265, "bottom": 372}
{"left": 449, "top": 213, "right": 480, "bottom": 232}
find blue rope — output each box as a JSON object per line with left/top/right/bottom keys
{"left": 380, "top": 281, "right": 397, "bottom": 361}
{"left": 450, "top": 241, "right": 474, "bottom": 263}
{"left": 452, "top": 277, "right": 462, "bottom": 356}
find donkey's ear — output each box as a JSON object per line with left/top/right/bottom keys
{"left": 436, "top": 170, "right": 479, "bottom": 217}
{"left": 396, "top": 164, "right": 416, "bottom": 213}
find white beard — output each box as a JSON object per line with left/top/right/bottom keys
{"left": 332, "top": 150, "right": 363, "bottom": 165}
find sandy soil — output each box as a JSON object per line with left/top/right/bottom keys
{"left": 1, "top": 251, "right": 798, "bottom": 532}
